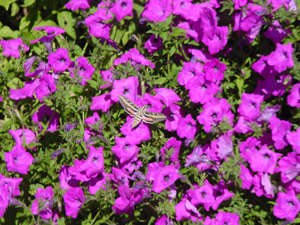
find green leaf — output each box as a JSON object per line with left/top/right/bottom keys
{"left": 22, "top": 0, "right": 36, "bottom": 7}
{"left": 19, "top": 16, "right": 31, "bottom": 30}
{"left": 57, "top": 11, "right": 76, "bottom": 39}
{"left": 10, "top": 2, "right": 19, "bottom": 17}
{"left": 133, "top": 2, "right": 144, "bottom": 17}
{"left": 0, "top": 0, "right": 16, "bottom": 11}
{"left": 153, "top": 77, "right": 167, "bottom": 85}
{"left": 0, "top": 25, "right": 19, "bottom": 38}
{"left": 7, "top": 77, "right": 23, "bottom": 89}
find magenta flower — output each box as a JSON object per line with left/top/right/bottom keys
{"left": 197, "top": 98, "right": 234, "bottom": 133}
{"left": 85, "top": 7, "right": 113, "bottom": 39}
{"left": 0, "top": 38, "right": 29, "bottom": 58}
{"left": 114, "top": 48, "right": 155, "bottom": 69}
{"left": 111, "top": 76, "right": 138, "bottom": 102}
{"left": 254, "top": 74, "right": 291, "bottom": 99}
{"left": 140, "top": 93, "right": 164, "bottom": 112}
{"left": 276, "top": 152, "right": 300, "bottom": 183}
{"left": 85, "top": 112, "right": 102, "bottom": 130}
{"left": 267, "top": 43, "right": 294, "bottom": 73}
{"left": 120, "top": 116, "right": 151, "bottom": 144}
{"left": 31, "top": 186, "right": 54, "bottom": 219}
{"left": 211, "top": 134, "right": 233, "bottom": 160}
{"left": 150, "top": 164, "right": 181, "bottom": 193}
{"left": 48, "top": 48, "right": 72, "bottom": 72}
{"left": 240, "top": 164, "right": 254, "bottom": 190}
{"left": 100, "top": 68, "right": 114, "bottom": 89}
{"left": 204, "top": 211, "right": 239, "bottom": 225}
{"left": 112, "top": 137, "right": 140, "bottom": 164}
{"left": 32, "top": 105, "right": 59, "bottom": 132}
{"left": 142, "top": 0, "right": 172, "bottom": 22}
{"left": 154, "top": 88, "right": 181, "bottom": 107}
{"left": 175, "top": 198, "right": 202, "bottom": 222}
{"left": 63, "top": 187, "right": 85, "bottom": 218}
{"left": 110, "top": 0, "right": 133, "bottom": 21}
{"left": 162, "top": 104, "right": 183, "bottom": 132}
{"left": 252, "top": 173, "right": 275, "bottom": 198}
{"left": 9, "top": 128, "right": 36, "bottom": 146}
{"left": 111, "top": 167, "right": 130, "bottom": 185}
{"left": 59, "top": 165, "right": 79, "bottom": 190}
{"left": 69, "top": 57, "right": 95, "bottom": 85}
{"left": 68, "top": 159, "right": 90, "bottom": 182}
{"left": 34, "top": 74, "right": 57, "bottom": 101}
{"left": 177, "top": 61, "right": 203, "bottom": 87}
{"left": 203, "top": 58, "right": 226, "bottom": 83}
{"left": 287, "top": 83, "right": 300, "bottom": 108}
{"left": 286, "top": 127, "right": 300, "bottom": 153}
{"left": 186, "top": 75, "right": 220, "bottom": 104}
{"left": 264, "top": 20, "right": 288, "bottom": 43}
{"left": 81, "top": 145, "right": 104, "bottom": 178}
{"left": 211, "top": 180, "right": 234, "bottom": 210}
{"left": 232, "top": 0, "right": 247, "bottom": 9}
{"left": 237, "top": 93, "right": 264, "bottom": 121}
{"left": 188, "top": 180, "right": 214, "bottom": 211}
{"left": 112, "top": 184, "right": 135, "bottom": 214}
{"left": 24, "top": 56, "right": 49, "bottom": 78}
{"left": 202, "top": 26, "right": 228, "bottom": 55}
{"left": 4, "top": 144, "right": 34, "bottom": 175}
{"left": 177, "top": 114, "right": 197, "bottom": 139}
{"left": 239, "top": 137, "right": 261, "bottom": 161}
{"left": 273, "top": 190, "right": 300, "bottom": 222}
{"left": 155, "top": 215, "right": 174, "bottom": 225}
{"left": 248, "top": 145, "right": 282, "bottom": 174}
{"left": 90, "top": 93, "right": 113, "bottom": 112}
{"left": 233, "top": 4, "right": 264, "bottom": 42}
{"left": 88, "top": 172, "right": 110, "bottom": 195}
{"left": 160, "top": 137, "right": 182, "bottom": 163}
{"left": 173, "top": 0, "right": 198, "bottom": 21}
{"left": 31, "top": 26, "right": 65, "bottom": 52}
{"left": 65, "top": 0, "right": 91, "bottom": 11}
{"left": 268, "top": 116, "right": 292, "bottom": 150}
{"left": 144, "top": 35, "right": 163, "bottom": 54}
{"left": 252, "top": 55, "right": 276, "bottom": 77}
{"left": 0, "top": 174, "right": 22, "bottom": 218}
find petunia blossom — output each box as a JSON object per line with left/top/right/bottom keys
{"left": 4, "top": 144, "right": 34, "bottom": 175}
{"left": 63, "top": 187, "right": 85, "bottom": 218}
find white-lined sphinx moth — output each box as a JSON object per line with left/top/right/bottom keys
{"left": 119, "top": 95, "right": 167, "bottom": 128}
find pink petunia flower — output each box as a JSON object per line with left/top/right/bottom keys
{"left": 0, "top": 38, "right": 29, "bottom": 58}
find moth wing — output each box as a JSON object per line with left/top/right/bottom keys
{"left": 143, "top": 111, "right": 167, "bottom": 124}
{"left": 119, "top": 95, "right": 139, "bottom": 117}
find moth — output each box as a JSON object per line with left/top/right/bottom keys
{"left": 119, "top": 95, "right": 167, "bottom": 129}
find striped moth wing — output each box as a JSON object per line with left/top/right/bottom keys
{"left": 119, "top": 95, "right": 139, "bottom": 117}
{"left": 143, "top": 111, "right": 167, "bottom": 124}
